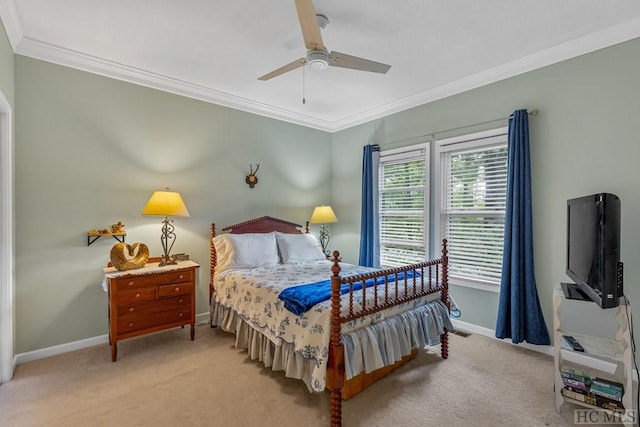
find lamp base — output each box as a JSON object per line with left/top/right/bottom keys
{"left": 159, "top": 257, "right": 177, "bottom": 267}
{"left": 318, "top": 224, "right": 330, "bottom": 255}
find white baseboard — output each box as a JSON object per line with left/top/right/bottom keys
{"left": 15, "top": 334, "right": 109, "bottom": 365}
{"left": 14, "top": 314, "right": 554, "bottom": 365}
{"left": 452, "top": 319, "right": 554, "bottom": 357}
{"left": 15, "top": 312, "right": 212, "bottom": 365}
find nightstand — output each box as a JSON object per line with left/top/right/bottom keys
{"left": 103, "top": 259, "right": 199, "bottom": 361}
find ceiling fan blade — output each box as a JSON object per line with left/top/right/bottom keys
{"left": 295, "top": 0, "right": 324, "bottom": 50}
{"left": 329, "top": 51, "right": 391, "bottom": 74}
{"left": 258, "top": 58, "right": 306, "bottom": 81}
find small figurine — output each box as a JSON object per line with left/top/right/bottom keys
{"left": 110, "top": 221, "right": 125, "bottom": 233}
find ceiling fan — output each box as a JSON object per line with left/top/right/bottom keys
{"left": 258, "top": 0, "right": 391, "bottom": 81}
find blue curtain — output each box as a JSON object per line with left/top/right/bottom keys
{"left": 495, "top": 110, "right": 550, "bottom": 345}
{"left": 358, "top": 144, "right": 380, "bottom": 267}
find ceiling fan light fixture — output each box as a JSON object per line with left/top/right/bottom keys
{"left": 316, "top": 14, "right": 329, "bottom": 31}
{"left": 307, "top": 49, "right": 329, "bottom": 70}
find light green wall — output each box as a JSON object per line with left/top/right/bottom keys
{"left": 14, "top": 56, "right": 331, "bottom": 353}
{"left": 332, "top": 37, "right": 640, "bottom": 339}
{"left": 0, "top": 19, "right": 13, "bottom": 104}
{"left": 11, "top": 34, "right": 640, "bottom": 354}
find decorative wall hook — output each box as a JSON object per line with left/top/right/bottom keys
{"left": 246, "top": 163, "right": 260, "bottom": 188}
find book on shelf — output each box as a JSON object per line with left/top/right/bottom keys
{"left": 590, "top": 377, "right": 623, "bottom": 402}
{"left": 562, "top": 388, "right": 625, "bottom": 411}
{"left": 563, "top": 378, "right": 589, "bottom": 393}
{"left": 561, "top": 368, "right": 593, "bottom": 383}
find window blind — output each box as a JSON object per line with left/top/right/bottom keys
{"left": 440, "top": 135, "right": 508, "bottom": 285}
{"left": 379, "top": 146, "right": 428, "bottom": 266}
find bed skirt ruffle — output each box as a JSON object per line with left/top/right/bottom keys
{"left": 211, "top": 300, "right": 452, "bottom": 393}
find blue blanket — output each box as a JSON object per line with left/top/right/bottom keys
{"left": 278, "top": 271, "right": 419, "bottom": 315}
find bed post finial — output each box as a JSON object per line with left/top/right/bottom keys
{"left": 305, "top": 221, "right": 310, "bottom": 234}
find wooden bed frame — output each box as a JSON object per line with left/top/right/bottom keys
{"left": 209, "top": 216, "right": 450, "bottom": 427}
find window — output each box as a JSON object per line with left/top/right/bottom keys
{"left": 435, "top": 128, "right": 508, "bottom": 290}
{"left": 378, "top": 144, "right": 429, "bottom": 267}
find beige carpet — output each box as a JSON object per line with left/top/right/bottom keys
{"left": 0, "top": 325, "right": 587, "bottom": 426}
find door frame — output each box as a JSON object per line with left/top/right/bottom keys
{"left": 0, "top": 89, "right": 14, "bottom": 383}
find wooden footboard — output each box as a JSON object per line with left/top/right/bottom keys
{"left": 327, "top": 240, "right": 449, "bottom": 427}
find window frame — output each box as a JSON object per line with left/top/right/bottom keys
{"left": 378, "top": 142, "right": 430, "bottom": 268}
{"left": 434, "top": 127, "right": 508, "bottom": 293}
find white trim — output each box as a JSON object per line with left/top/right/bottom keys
{"left": 196, "top": 311, "right": 210, "bottom": 325}
{"left": 450, "top": 279, "right": 500, "bottom": 294}
{"left": 437, "top": 127, "right": 508, "bottom": 147}
{"left": 434, "top": 127, "right": 509, "bottom": 290}
{"left": 379, "top": 141, "right": 430, "bottom": 263}
{"left": 14, "top": 311, "right": 211, "bottom": 365}
{"left": 0, "top": 11, "right": 638, "bottom": 132}
{"left": 15, "top": 335, "right": 109, "bottom": 365}
{"left": 452, "top": 318, "right": 554, "bottom": 357}
{"left": 331, "top": 16, "right": 640, "bottom": 132}
{"left": 0, "top": 0, "right": 23, "bottom": 51}
{"left": 13, "top": 37, "right": 338, "bottom": 133}
{"left": 0, "top": 90, "right": 13, "bottom": 383}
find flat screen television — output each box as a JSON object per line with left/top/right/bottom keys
{"left": 565, "top": 193, "right": 623, "bottom": 309}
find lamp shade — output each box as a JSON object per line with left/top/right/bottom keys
{"left": 141, "top": 190, "right": 190, "bottom": 217}
{"left": 309, "top": 205, "right": 338, "bottom": 224}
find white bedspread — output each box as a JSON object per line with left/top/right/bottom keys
{"left": 212, "top": 260, "right": 451, "bottom": 392}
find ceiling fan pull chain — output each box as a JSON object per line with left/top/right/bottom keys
{"left": 302, "top": 65, "right": 306, "bottom": 104}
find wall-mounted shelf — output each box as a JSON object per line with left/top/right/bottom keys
{"left": 87, "top": 232, "right": 126, "bottom": 246}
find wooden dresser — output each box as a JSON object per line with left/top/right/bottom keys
{"left": 103, "top": 260, "right": 199, "bottom": 361}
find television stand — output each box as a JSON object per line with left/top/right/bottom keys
{"left": 553, "top": 285, "right": 634, "bottom": 424}
{"left": 561, "top": 282, "right": 591, "bottom": 302}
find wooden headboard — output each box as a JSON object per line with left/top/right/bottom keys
{"left": 219, "top": 216, "right": 305, "bottom": 235}
{"left": 209, "top": 216, "right": 309, "bottom": 303}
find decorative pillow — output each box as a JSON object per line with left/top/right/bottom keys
{"left": 212, "top": 232, "right": 280, "bottom": 272}
{"left": 275, "top": 232, "right": 326, "bottom": 264}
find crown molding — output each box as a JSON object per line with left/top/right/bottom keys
{"left": 7, "top": 14, "right": 640, "bottom": 133}
{"left": 329, "top": 16, "right": 640, "bottom": 132}
{"left": 0, "top": 0, "right": 22, "bottom": 51}
{"left": 14, "top": 37, "right": 337, "bottom": 132}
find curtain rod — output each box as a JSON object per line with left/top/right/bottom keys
{"left": 382, "top": 109, "right": 539, "bottom": 148}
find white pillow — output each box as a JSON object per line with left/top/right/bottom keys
{"left": 275, "top": 232, "right": 326, "bottom": 264}
{"left": 212, "top": 232, "right": 280, "bottom": 272}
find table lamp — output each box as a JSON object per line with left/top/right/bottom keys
{"left": 141, "top": 189, "right": 190, "bottom": 266}
{"left": 309, "top": 205, "right": 338, "bottom": 255}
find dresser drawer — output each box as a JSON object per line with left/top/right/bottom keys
{"left": 117, "top": 295, "right": 190, "bottom": 317}
{"left": 117, "top": 306, "right": 192, "bottom": 334}
{"left": 116, "top": 287, "right": 157, "bottom": 304}
{"left": 113, "top": 269, "right": 194, "bottom": 291}
{"left": 158, "top": 282, "right": 193, "bottom": 297}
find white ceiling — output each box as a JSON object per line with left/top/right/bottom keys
{"left": 2, "top": 1, "right": 640, "bottom": 132}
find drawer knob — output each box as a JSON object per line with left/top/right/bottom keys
{"left": 128, "top": 307, "right": 134, "bottom": 312}
{"left": 178, "top": 312, "right": 183, "bottom": 318}
{"left": 135, "top": 293, "right": 141, "bottom": 298}
{"left": 178, "top": 298, "right": 184, "bottom": 304}
{"left": 128, "top": 322, "right": 134, "bottom": 327}
{"left": 174, "top": 287, "right": 180, "bottom": 292}
{"left": 128, "top": 281, "right": 134, "bottom": 287}
{"left": 178, "top": 274, "right": 184, "bottom": 279}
